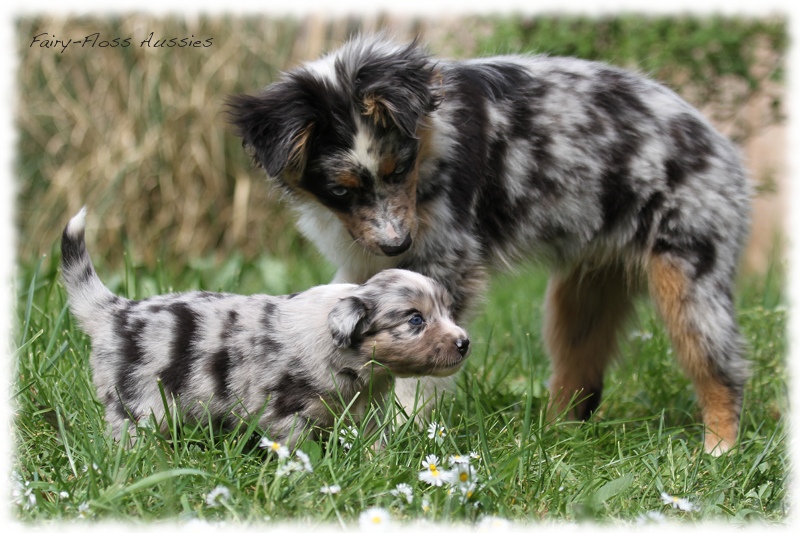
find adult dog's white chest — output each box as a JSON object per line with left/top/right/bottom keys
{"left": 293, "top": 200, "right": 400, "bottom": 283}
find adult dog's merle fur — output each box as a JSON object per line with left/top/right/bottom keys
{"left": 61, "top": 208, "right": 469, "bottom": 445}
{"left": 228, "top": 36, "right": 751, "bottom": 455}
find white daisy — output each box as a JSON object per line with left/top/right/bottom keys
{"left": 276, "top": 460, "right": 303, "bottom": 477}
{"left": 419, "top": 469, "right": 448, "bottom": 486}
{"left": 390, "top": 482, "right": 414, "bottom": 504}
{"left": 11, "top": 474, "right": 36, "bottom": 511}
{"left": 469, "top": 451, "right": 481, "bottom": 460}
{"left": 477, "top": 516, "right": 511, "bottom": 530}
{"left": 419, "top": 455, "right": 449, "bottom": 487}
{"left": 637, "top": 510, "right": 666, "bottom": 524}
{"left": 421, "top": 497, "right": 431, "bottom": 513}
{"left": 660, "top": 491, "right": 697, "bottom": 512}
{"left": 205, "top": 485, "right": 231, "bottom": 507}
{"left": 449, "top": 463, "right": 478, "bottom": 487}
{"left": 459, "top": 482, "right": 479, "bottom": 503}
{"left": 339, "top": 426, "right": 359, "bottom": 450}
{"left": 320, "top": 484, "right": 341, "bottom": 494}
{"left": 259, "top": 437, "right": 290, "bottom": 459}
{"left": 77, "top": 501, "right": 91, "bottom": 518}
{"left": 359, "top": 507, "right": 391, "bottom": 529}
{"left": 630, "top": 330, "right": 654, "bottom": 341}
{"left": 23, "top": 488, "right": 36, "bottom": 510}
{"left": 449, "top": 454, "right": 470, "bottom": 465}
{"left": 295, "top": 450, "right": 314, "bottom": 472}
{"left": 427, "top": 422, "right": 447, "bottom": 444}
{"left": 422, "top": 454, "right": 441, "bottom": 470}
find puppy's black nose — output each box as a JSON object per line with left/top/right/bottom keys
{"left": 379, "top": 233, "right": 412, "bottom": 256}
{"left": 455, "top": 338, "right": 470, "bottom": 356}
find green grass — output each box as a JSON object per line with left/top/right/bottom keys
{"left": 12, "top": 13, "right": 788, "bottom": 528}
{"left": 11, "top": 245, "right": 788, "bottom": 526}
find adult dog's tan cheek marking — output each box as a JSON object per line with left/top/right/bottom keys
{"left": 331, "top": 208, "right": 385, "bottom": 255}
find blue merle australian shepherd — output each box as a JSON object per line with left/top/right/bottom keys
{"left": 228, "top": 36, "right": 751, "bottom": 455}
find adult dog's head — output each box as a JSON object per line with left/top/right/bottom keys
{"left": 228, "top": 36, "right": 440, "bottom": 257}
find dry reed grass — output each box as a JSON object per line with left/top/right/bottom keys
{"left": 15, "top": 14, "right": 480, "bottom": 271}
{"left": 15, "top": 14, "right": 786, "bottom": 274}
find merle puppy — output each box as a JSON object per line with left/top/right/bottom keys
{"left": 61, "top": 208, "right": 470, "bottom": 444}
{"left": 228, "top": 36, "right": 751, "bottom": 455}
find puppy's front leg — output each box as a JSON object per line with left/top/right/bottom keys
{"left": 393, "top": 375, "right": 457, "bottom": 427}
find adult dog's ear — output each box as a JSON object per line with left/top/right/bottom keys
{"left": 328, "top": 296, "right": 371, "bottom": 349}
{"left": 227, "top": 74, "right": 320, "bottom": 181}
{"left": 347, "top": 40, "right": 441, "bottom": 137}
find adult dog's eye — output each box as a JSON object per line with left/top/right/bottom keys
{"left": 329, "top": 186, "right": 349, "bottom": 197}
{"left": 393, "top": 163, "right": 406, "bottom": 175}
{"left": 409, "top": 313, "right": 425, "bottom": 326}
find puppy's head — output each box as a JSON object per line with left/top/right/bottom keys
{"left": 228, "top": 36, "right": 441, "bottom": 257}
{"left": 327, "top": 269, "right": 470, "bottom": 378}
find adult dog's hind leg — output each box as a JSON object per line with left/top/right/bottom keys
{"left": 647, "top": 253, "right": 748, "bottom": 455}
{"left": 544, "top": 262, "right": 636, "bottom": 421}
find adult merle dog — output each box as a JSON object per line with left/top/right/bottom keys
{"left": 228, "top": 35, "right": 751, "bottom": 455}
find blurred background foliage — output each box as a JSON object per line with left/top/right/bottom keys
{"left": 15, "top": 13, "right": 787, "bottom": 284}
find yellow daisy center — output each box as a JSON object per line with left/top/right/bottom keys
{"left": 429, "top": 464, "right": 437, "bottom": 472}
{"left": 459, "top": 472, "right": 469, "bottom": 482}
{"left": 372, "top": 516, "right": 382, "bottom": 524}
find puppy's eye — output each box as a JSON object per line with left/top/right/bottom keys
{"left": 393, "top": 164, "right": 406, "bottom": 175}
{"left": 329, "top": 186, "right": 349, "bottom": 197}
{"left": 408, "top": 313, "right": 425, "bottom": 326}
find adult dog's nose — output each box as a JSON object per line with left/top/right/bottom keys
{"left": 379, "top": 233, "right": 412, "bottom": 256}
{"left": 455, "top": 338, "right": 470, "bottom": 356}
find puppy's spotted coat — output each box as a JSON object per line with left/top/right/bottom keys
{"left": 229, "top": 36, "right": 751, "bottom": 455}
{"left": 61, "top": 208, "right": 470, "bottom": 444}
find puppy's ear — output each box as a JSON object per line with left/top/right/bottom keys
{"left": 227, "top": 74, "right": 320, "bottom": 180}
{"left": 328, "top": 296, "right": 370, "bottom": 349}
{"left": 349, "top": 40, "right": 440, "bottom": 137}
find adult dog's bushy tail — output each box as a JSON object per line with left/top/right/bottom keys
{"left": 61, "top": 208, "right": 116, "bottom": 332}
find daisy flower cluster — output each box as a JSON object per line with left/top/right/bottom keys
{"left": 11, "top": 470, "right": 74, "bottom": 513}
{"left": 417, "top": 453, "right": 481, "bottom": 503}
{"left": 11, "top": 472, "right": 37, "bottom": 511}
{"left": 258, "top": 437, "right": 315, "bottom": 477}
{"left": 413, "top": 422, "right": 484, "bottom": 506}
{"left": 359, "top": 423, "right": 487, "bottom": 528}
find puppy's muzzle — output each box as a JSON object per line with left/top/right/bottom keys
{"left": 455, "top": 337, "right": 470, "bottom": 357}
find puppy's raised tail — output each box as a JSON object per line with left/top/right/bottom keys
{"left": 61, "top": 207, "right": 117, "bottom": 330}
